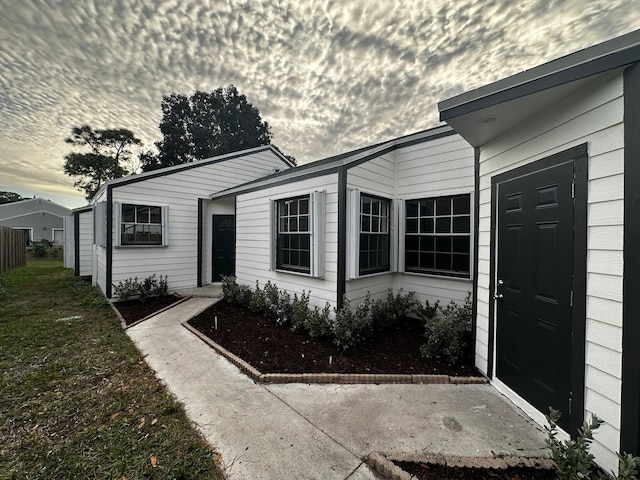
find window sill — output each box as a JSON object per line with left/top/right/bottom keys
{"left": 274, "top": 268, "right": 323, "bottom": 279}
{"left": 348, "top": 270, "right": 392, "bottom": 281}
{"left": 401, "top": 270, "right": 472, "bottom": 281}
{"left": 115, "top": 244, "right": 169, "bottom": 249}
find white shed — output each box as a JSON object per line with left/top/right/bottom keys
{"left": 211, "top": 126, "right": 475, "bottom": 311}
{"left": 438, "top": 30, "right": 640, "bottom": 470}
{"left": 85, "top": 146, "right": 293, "bottom": 298}
{"left": 64, "top": 205, "right": 93, "bottom": 277}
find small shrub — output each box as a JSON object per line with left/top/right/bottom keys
{"left": 371, "top": 288, "right": 418, "bottom": 331}
{"left": 248, "top": 281, "right": 268, "bottom": 315}
{"left": 331, "top": 294, "right": 374, "bottom": 350}
{"left": 112, "top": 274, "right": 168, "bottom": 302}
{"left": 419, "top": 293, "right": 472, "bottom": 365}
{"left": 290, "top": 291, "right": 310, "bottom": 331}
{"left": 545, "top": 408, "right": 640, "bottom": 480}
{"left": 304, "top": 302, "right": 332, "bottom": 337}
{"left": 222, "top": 276, "right": 252, "bottom": 306}
{"left": 271, "top": 286, "right": 293, "bottom": 326}
{"left": 31, "top": 242, "right": 48, "bottom": 258}
{"left": 112, "top": 277, "right": 140, "bottom": 301}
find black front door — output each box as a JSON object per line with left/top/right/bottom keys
{"left": 495, "top": 161, "right": 574, "bottom": 430}
{"left": 212, "top": 215, "right": 235, "bottom": 282}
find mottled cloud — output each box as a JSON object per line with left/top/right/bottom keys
{"left": 0, "top": 0, "right": 638, "bottom": 207}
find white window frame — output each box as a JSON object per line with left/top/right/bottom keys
{"left": 270, "top": 191, "right": 325, "bottom": 278}
{"left": 51, "top": 228, "right": 64, "bottom": 245}
{"left": 346, "top": 189, "right": 396, "bottom": 280}
{"left": 114, "top": 202, "right": 169, "bottom": 248}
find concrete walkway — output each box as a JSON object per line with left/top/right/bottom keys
{"left": 126, "top": 297, "right": 549, "bottom": 480}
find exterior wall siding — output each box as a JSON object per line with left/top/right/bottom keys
{"left": 105, "top": 150, "right": 288, "bottom": 295}
{"left": 77, "top": 211, "right": 93, "bottom": 276}
{"left": 234, "top": 173, "right": 339, "bottom": 310}
{"left": 476, "top": 73, "right": 624, "bottom": 471}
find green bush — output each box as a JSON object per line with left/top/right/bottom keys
{"left": 290, "top": 291, "right": 311, "bottom": 331}
{"left": 221, "top": 276, "right": 252, "bottom": 306}
{"left": 248, "top": 280, "right": 268, "bottom": 315}
{"left": 330, "top": 294, "right": 374, "bottom": 350}
{"left": 304, "top": 302, "right": 332, "bottom": 337}
{"left": 545, "top": 408, "right": 640, "bottom": 480}
{"left": 371, "top": 288, "right": 418, "bottom": 331}
{"left": 31, "top": 242, "right": 48, "bottom": 257}
{"left": 112, "top": 274, "right": 168, "bottom": 302}
{"left": 418, "top": 293, "right": 472, "bottom": 365}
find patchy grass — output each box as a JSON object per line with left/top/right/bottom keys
{"left": 0, "top": 259, "right": 224, "bottom": 480}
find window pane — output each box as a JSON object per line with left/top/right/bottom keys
{"left": 453, "top": 236, "right": 470, "bottom": 254}
{"left": 361, "top": 215, "right": 370, "bottom": 232}
{"left": 291, "top": 250, "right": 299, "bottom": 266}
{"left": 421, "top": 252, "right": 434, "bottom": 269}
{"left": 406, "top": 235, "right": 419, "bottom": 251}
{"left": 371, "top": 216, "right": 379, "bottom": 232}
{"left": 372, "top": 201, "right": 379, "bottom": 216}
{"left": 436, "top": 198, "right": 451, "bottom": 215}
{"left": 150, "top": 207, "right": 162, "bottom": 224}
{"left": 406, "top": 201, "right": 418, "bottom": 218}
{"left": 435, "top": 217, "right": 451, "bottom": 233}
{"left": 290, "top": 217, "right": 298, "bottom": 232}
{"left": 406, "top": 218, "right": 418, "bottom": 233}
{"left": 435, "top": 236, "right": 452, "bottom": 253}
{"left": 420, "top": 199, "right": 433, "bottom": 216}
{"left": 436, "top": 253, "right": 451, "bottom": 270}
{"left": 406, "top": 252, "right": 418, "bottom": 268}
{"left": 420, "top": 218, "right": 433, "bottom": 233}
{"left": 291, "top": 235, "right": 299, "bottom": 249}
{"left": 453, "top": 216, "right": 470, "bottom": 233}
{"left": 301, "top": 235, "right": 310, "bottom": 250}
{"left": 299, "top": 216, "right": 309, "bottom": 232}
{"left": 123, "top": 204, "right": 136, "bottom": 223}
{"left": 137, "top": 206, "right": 150, "bottom": 223}
{"left": 149, "top": 225, "right": 162, "bottom": 244}
{"left": 300, "top": 251, "right": 310, "bottom": 268}
{"left": 361, "top": 198, "right": 371, "bottom": 214}
{"left": 290, "top": 200, "right": 298, "bottom": 215}
{"left": 420, "top": 235, "right": 435, "bottom": 252}
{"left": 452, "top": 254, "right": 470, "bottom": 273}
{"left": 453, "top": 196, "right": 470, "bottom": 215}
{"left": 299, "top": 199, "right": 308, "bottom": 214}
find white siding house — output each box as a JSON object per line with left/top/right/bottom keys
{"left": 80, "top": 146, "right": 293, "bottom": 298}
{"left": 64, "top": 206, "right": 93, "bottom": 277}
{"left": 210, "top": 127, "right": 475, "bottom": 312}
{"left": 438, "top": 30, "right": 640, "bottom": 471}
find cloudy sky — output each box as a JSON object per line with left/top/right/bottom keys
{"left": 1, "top": 1, "right": 638, "bottom": 208}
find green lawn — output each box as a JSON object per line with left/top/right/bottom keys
{"left": 0, "top": 260, "right": 224, "bottom": 480}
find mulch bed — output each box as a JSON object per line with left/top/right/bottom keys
{"left": 187, "top": 299, "right": 480, "bottom": 376}
{"left": 396, "top": 461, "right": 557, "bottom": 480}
{"left": 113, "top": 294, "right": 184, "bottom": 326}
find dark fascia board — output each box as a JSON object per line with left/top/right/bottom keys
{"left": 71, "top": 205, "right": 93, "bottom": 214}
{"left": 90, "top": 145, "right": 293, "bottom": 200}
{"left": 439, "top": 29, "right": 640, "bottom": 121}
{"left": 210, "top": 125, "right": 456, "bottom": 200}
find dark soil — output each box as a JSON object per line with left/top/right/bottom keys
{"left": 114, "top": 294, "right": 183, "bottom": 326}
{"left": 396, "top": 461, "right": 557, "bottom": 480}
{"left": 187, "top": 300, "right": 480, "bottom": 376}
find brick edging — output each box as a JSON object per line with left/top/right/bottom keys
{"left": 182, "top": 322, "right": 487, "bottom": 385}
{"left": 366, "top": 452, "right": 554, "bottom": 480}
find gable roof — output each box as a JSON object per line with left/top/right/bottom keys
{"left": 438, "top": 29, "right": 640, "bottom": 146}
{"left": 439, "top": 29, "right": 640, "bottom": 121}
{"left": 0, "top": 198, "right": 71, "bottom": 220}
{"left": 91, "top": 144, "right": 294, "bottom": 202}
{"left": 209, "top": 125, "right": 456, "bottom": 200}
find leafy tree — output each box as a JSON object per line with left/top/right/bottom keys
{"left": 63, "top": 125, "right": 142, "bottom": 200}
{"left": 0, "top": 191, "right": 27, "bottom": 204}
{"left": 142, "top": 85, "right": 289, "bottom": 171}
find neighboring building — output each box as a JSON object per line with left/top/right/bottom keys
{"left": 0, "top": 197, "right": 71, "bottom": 245}
{"left": 210, "top": 126, "right": 475, "bottom": 311}
{"left": 86, "top": 146, "right": 294, "bottom": 297}
{"left": 438, "top": 29, "right": 640, "bottom": 471}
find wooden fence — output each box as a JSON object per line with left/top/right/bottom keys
{"left": 0, "top": 226, "right": 27, "bottom": 274}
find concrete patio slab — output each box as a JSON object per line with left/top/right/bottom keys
{"left": 127, "top": 298, "right": 549, "bottom": 480}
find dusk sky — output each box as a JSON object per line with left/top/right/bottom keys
{"left": 1, "top": 1, "right": 638, "bottom": 209}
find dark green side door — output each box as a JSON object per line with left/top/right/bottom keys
{"left": 496, "top": 161, "right": 574, "bottom": 430}
{"left": 212, "top": 215, "right": 235, "bottom": 282}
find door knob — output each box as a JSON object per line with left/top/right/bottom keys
{"left": 493, "top": 293, "right": 504, "bottom": 300}
{"left": 497, "top": 279, "right": 504, "bottom": 287}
